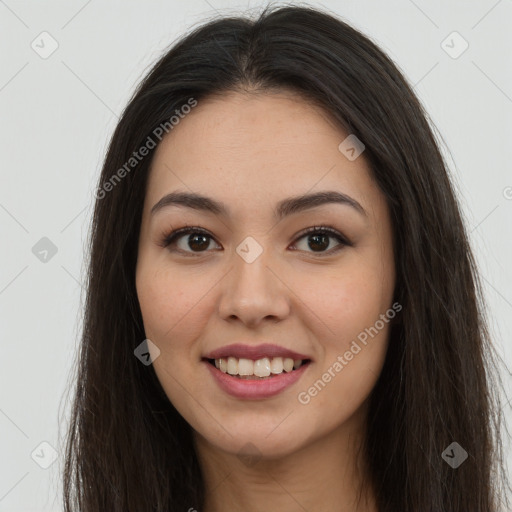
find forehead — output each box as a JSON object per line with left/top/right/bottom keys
{"left": 152, "top": 90, "right": 347, "bottom": 161}
{"left": 145, "top": 91, "right": 380, "bottom": 218}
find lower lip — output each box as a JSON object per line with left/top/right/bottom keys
{"left": 203, "top": 360, "right": 311, "bottom": 400}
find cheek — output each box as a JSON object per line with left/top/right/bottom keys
{"left": 135, "top": 263, "right": 220, "bottom": 376}
{"left": 295, "top": 259, "right": 392, "bottom": 405}
{"left": 300, "top": 308, "right": 391, "bottom": 417}
{"left": 135, "top": 264, "right": 209, "bottom": 412}
{"left": 136, "top": 264, "right": 197, "bottom": 337}
{"left": 298, "top": 261, "right": 389, "bottom": 340}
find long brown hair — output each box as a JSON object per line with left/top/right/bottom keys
{"left": 61, "top": 4, "right": 511, "bottom": 510}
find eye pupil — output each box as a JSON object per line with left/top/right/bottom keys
{"left": 188, "top": 234, "right": 210, "bottom": 251}
{"left": 308, "top": 233, "right": 329, "bottom": 252}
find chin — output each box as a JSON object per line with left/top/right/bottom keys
{"left": 201, "top": 425, "right": 306, "bottom": 461}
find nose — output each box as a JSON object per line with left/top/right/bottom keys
{"left": 217, "top": 246, "right": 290, "bottom": 328}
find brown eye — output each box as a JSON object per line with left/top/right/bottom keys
{"left": 181, "top": 232, "right": 212, "bottom": 252}
{"left": 159, "top": 224, "right": 350, "bottom": 257}
{"left": 160, "top": 227, "right": 220, "bottom": 254}
{"left": 292, "top": 226, "right": 349, "bottom": 254}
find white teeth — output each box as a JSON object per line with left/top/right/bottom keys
{"left": 214, "top": 356, "right": 305, "bottom": 377}
{"left": 253, "top": 357, "right": 271, "bottom": 377}
{"left": 283, "top": 358, "right": 294, "bottom": 372}
{"left": 227, "top": 356, "right": 238, "bottom": 375}
{"left": 238, "top": 358, "right": 253, "bottom": 376}
{"left": 270, "top": 357, "right": 284, "bottom": 374}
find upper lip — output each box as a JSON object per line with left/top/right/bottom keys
{"left": 203, "top": 343, "right": 312, "bottom": 361}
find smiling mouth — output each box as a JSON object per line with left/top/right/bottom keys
{"left": 204, "top": 357, "right": 311, "bottom": 379}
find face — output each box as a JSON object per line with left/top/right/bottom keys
{"left": 135, "top": 90, "right": 396, "bottom": 460}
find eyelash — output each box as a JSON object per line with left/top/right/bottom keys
{"left": 157, "top": 224, "right": 351, "bottom": 257}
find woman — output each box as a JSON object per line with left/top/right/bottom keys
{"left": 62, "top": 4, "right": 510, "bottom": 511}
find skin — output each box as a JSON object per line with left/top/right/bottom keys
{"left": 135, "top": 90, "right": 396, "bottom": 512}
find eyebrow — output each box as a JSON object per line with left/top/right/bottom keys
{"left": 150, "top": 190, "right": 367, "bottom": 219}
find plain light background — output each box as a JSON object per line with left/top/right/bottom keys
{"left": 1, "top": 0, "right": 511, "bottom": 510}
